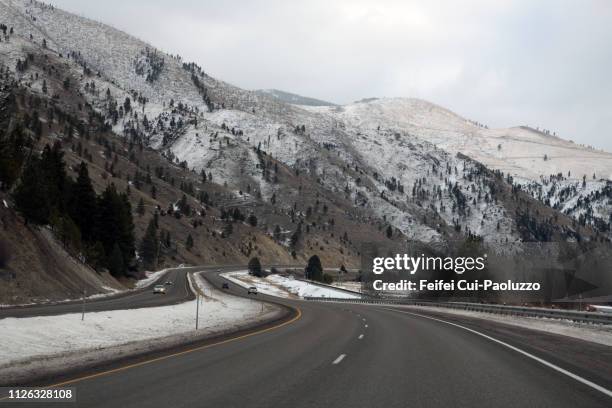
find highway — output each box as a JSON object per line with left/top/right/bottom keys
{"left": 0, "top": 266, "right": 229, "bottom": 319}
{"left": 2, "top": 269, "right": 612, "bottom": 407}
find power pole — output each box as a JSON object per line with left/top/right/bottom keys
{"left": 195, "top": 292, "right": 200, "bottom": 330}
{"left": 81, "top": 289, "right": 86, "bottom": 321}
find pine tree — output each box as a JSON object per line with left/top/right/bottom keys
{"left": 0, "top": 123, "right": 30, "bottom": 190}
{"left": 54, "top": 215, "right": 82, "bottom": 253}
{"left": 69, "top": 162, "right": 97, "bottom": 242}
{"left": 108, "top": 242, "right": 124, "bottom": 277}
{"left": 290, "top": 222, "right": 302, "bottom": 247}
{"left": 178, "top": 194, "right": 190, "bottom": 215}
{"left": 119, "top": 193, "right": 136, "bottom": 268}
{"left": 13, "top": 157, "right": 49, "bottom": 224}
{"left": 137, "top": 197, "right": 145, "bottom": 216}
{"left": 96, "top": 184, "right": 135, "bottom": 274}
{"left": 139, "top": 218, "right": 158, "bottom": 269}
{"left": 248, "top": 257, "right": 263, "bottom": 277}
{"left": 305, "top": 255, "right": 323, "bottom": 282}
{"left": 40, "top": 142, "right": 67, "bottom": 214}
{"left": 85, "top": 241, "right": 105, "bottom": 271}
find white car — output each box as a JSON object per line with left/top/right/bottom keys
{"left": 153, "top": 284, "right": 167, "bottom": 294}
{"left": 247, "top": 286, "right": 258, "bottom": 295}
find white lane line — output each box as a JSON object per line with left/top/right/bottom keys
{"left": 332, "top": 354, "right": 346, "bottom": 365}
{"left": 383, "top": 308, "right": 612, "bottom": 399}
{"left": 358, "top": 334, "right": 364, "bottom": 340}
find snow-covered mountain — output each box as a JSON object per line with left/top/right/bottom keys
{"left": 1, "top": 0, "right": 608, "bottom": 248}
{"left": 256, "top": 89, "right": 337, "bottom": 107}
{"left": 308, "top": 97, "right": 612, "bottom": 182}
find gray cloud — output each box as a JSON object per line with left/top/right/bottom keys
{"left": 54, "top": 0, "right": 612, "bottom": 150}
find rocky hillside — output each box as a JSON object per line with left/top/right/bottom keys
{"left": 0, "top": 0, "right": 609, "bottom": 303}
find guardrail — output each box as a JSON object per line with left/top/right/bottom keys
{"left": 303, "top": 297, "right": 612, "bottom": 325}
{"left": 293, "top": 278, "right": 363, "bottom": 296}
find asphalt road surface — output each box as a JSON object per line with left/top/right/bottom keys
{"left": 2, "top": 268, "right": 612, "bottom": 407}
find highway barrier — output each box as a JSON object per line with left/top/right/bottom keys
{"left": 303, "top": 297, "right": 612, "bottom": 325}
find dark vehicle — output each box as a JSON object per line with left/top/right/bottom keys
{"left": 222, "top": 282, "right": 230, "bottom": 289}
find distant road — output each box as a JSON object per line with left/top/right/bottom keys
{"left": 3, "top": 268, "right": 612, "bottom": 407}
{"left": 0, "top": 266, "right": 233, "bottom": 318}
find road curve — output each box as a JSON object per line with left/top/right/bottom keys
{"left": 0, "top": 266, "right": 241, "bottom": 318}
{"left": 3, "top": 269, "right": 612, "bottom": 407}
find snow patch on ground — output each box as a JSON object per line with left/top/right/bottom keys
{"left": 134, "top": 268, "right": 171, "bottom": 289}
{"left": 0, "top": 273, "right": 281, "bottom": 384}
{"left": 222, "top": 271, "right": 360, "bottom": 299}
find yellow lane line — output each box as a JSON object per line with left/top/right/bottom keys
{"left": 2, "top": 306, "right": 302, "bottom": 393}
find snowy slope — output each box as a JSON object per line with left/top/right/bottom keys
{"left": 1, "top": 0, "right": 607, "bottom": 246}
{"left": 517, "top": 176, "right": 612, "bottom": 231}
{"left": 222, "top": 271, "right": 360, "bottom": 299}
{"left": 256, "top": 89, "right": 337, "bottom": 107}
{"left": 308, "top": 98, "right": 612, "bottom": 182}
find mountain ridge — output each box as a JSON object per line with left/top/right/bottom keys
{"left": 0, "top": 0, "right": 610, "bottom": 306}
{"left": 256, "top": 89, "right": 337, "bottom": 107}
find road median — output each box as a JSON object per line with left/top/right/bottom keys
{"left": 0, "top": 272, "right": 297, "bottom": 386}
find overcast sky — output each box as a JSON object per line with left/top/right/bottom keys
{"left": 53, "top": 0, "right": 612, "bottom": 151}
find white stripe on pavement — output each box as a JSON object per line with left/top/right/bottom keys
{"left": 383, "top": 308, "right": 612, "bottom": 399}
{"left": 332, "top": 354, "right": 346, "bottom": 365}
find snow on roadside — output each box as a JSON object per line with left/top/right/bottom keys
{"left": 134, "top": 268, "right": 171, "bottom": 289}
{"left": 222, "top": 271, "right": 360, "bottom": 299}
{"left": 397, "top": 304, "right": 612, "bottom": 347}
{"left": 0, "top": 273, "right": 280, "bottom": 383}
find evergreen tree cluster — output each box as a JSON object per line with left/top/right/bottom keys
{"left": 305, "top": 255, "right": 324, "bottom": 282}
{"left": 11, "top": 142, "right": 135, "bottom": 276}
{"left": 134, "top": 48, "right": 165, "bottom": 82}
{"left": 247, "top": 257, "right": 264, "bottom": 277}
